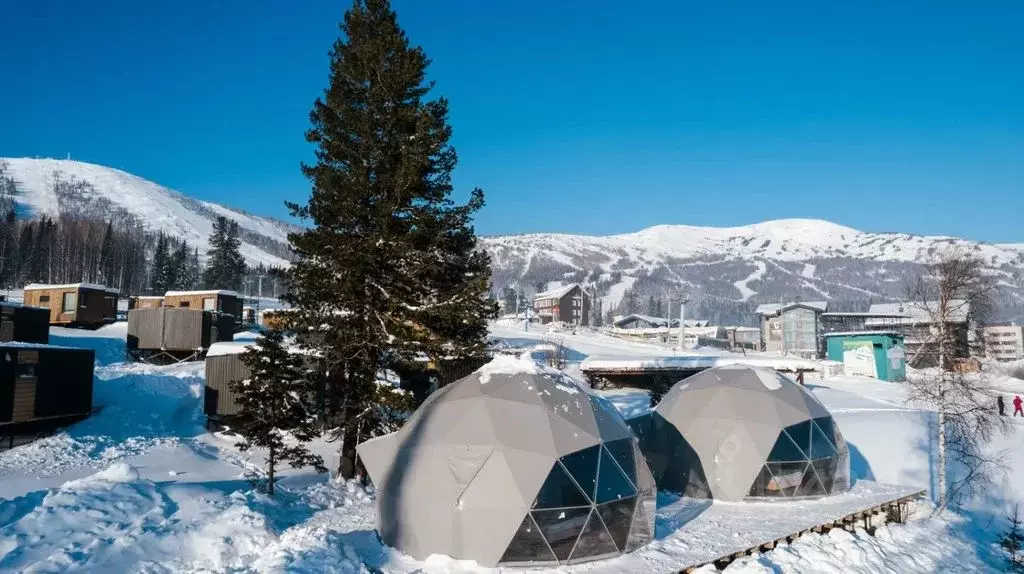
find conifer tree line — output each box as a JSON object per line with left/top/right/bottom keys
{"left": 0, "top": 162, "right": 257, "bottom": 296}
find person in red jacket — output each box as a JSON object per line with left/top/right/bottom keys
{"left": 1014, "top": 395, "right": 1024, "bottom": 417}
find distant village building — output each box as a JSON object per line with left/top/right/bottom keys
{"left": 865, "top": 301, "right": 971, "bottom": 368}
{"left": 984, "top": 324, "right": 1024, "bottom": 362}
{"left": 818, "top": 311, "right": 909, "bottom": 358}
{"left": 726, "top": 326, "right": 761, "bottom": 350}
{"left": 612, "top": 314, "right": 676, "bottom": 330}
{"left": 532, "top": 284, "right": 589, "bottom": 326}
{"left": 824, "top": 332, "right": 907, "bottom": 382}
{"left": 755, "top": 301, "right": 828, "bottom": 359}
{"left": 23, "top": 283, "right": 119, "bottom": 328}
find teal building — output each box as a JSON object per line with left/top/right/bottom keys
{"left": 825, "top": 332, "right": 906, "bottom": 382}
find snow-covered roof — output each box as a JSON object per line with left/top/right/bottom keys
{"left": 821, "top": 311, "right": 905, "bottom": 318}
{"left": 613, "top": 314, "right": 672, "bottom": 328}
{"left": 755, "top": 301, "right": 828, "bottom": 315}
{"left": 581, "top": 354, "right": 820, "bottom": 373}
{"left": 823, "top": 331, "right": 903, "bottom": 338}
{"left": 866, "top": 300, "right": 969, "bottom": 325}
{"left": 164, "top": 290, "right": 239, "bottom": 297}
{"left": 206, "top": 341, "right": 254, "bottom": 357}
{"left": 533, "top": 284, "right": 579, "bottom": 301}
{"left": 133, "top": 295, "right": 165, "bottom": 300}
{"left": 24, "top": 283, "right": 121, "bottom": 295}
{"left": 0, "top": 341, "right": 86, "bottom": 351}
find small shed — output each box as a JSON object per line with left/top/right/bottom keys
{"left": 127, "top": 296, "right": 165, "bottom": 310}
{"left": 126, "top": 307, "right": 235, "bottom": 363}
{"left": 0, "top": 343, "right": 95, "bottom": 439}
{"left": 23, "top": 283, "right": 120, "bottom": 328}
{"left": 825, "top": 332, "right": 906, "bottom": 382}
{"left": 163, "top": 290, "right": 242, "bottom": 323}
{"left": 204, "top": 342, "right": 253, "bottom": 425}
{"left": 0, "top": 302, "right": 50, "bottom": 344}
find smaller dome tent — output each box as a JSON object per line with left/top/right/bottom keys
{"left": 635, "top": 364, "right": 850, "bottom": 502}
{"left": 356, "top": 356, "right": 657, "bottom": 567}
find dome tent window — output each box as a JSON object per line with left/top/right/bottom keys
{"left": 356, "top": 356, "right": 657, "bottom": 567}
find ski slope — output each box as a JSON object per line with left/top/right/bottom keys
{"left": 2, "top": 158, "right": 294, "bottom": 267}
{"left": 0, "top": 324, "right": 1018, "bottom": 572}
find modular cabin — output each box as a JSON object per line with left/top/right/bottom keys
{"left": 825, "top": 332, "right": 907, "bottom": 382}
{"left": 0, "top": 343, "right": 94, "bottom": 446}
{"left": 163, "top": 290, "right": 243, "bottom": 323}
{"left": 0, "top": 302, "right": 50, "bottom": 344}
{"left": 22, "top": 283, "right": 120, "bottom": 328}
{"left": 127, "top": 296, "right": 165, "bottom": 310}
{"left": 126, "top": 307, "right": 236, "bottom": 363}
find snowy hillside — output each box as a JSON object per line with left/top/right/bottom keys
{"left": 2, "top": 158, "right": 298, "bottom": 267}
{"left": 482, "top": 219, "right": 1024, "bottom": 321}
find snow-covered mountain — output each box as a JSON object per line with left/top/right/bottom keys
{"left": 1, "top": 158, "right": 297, "bottom": 267}
{"left": 482, "top": 219, "right": 1024, "bottom": 323}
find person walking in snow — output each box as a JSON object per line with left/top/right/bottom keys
{"left": 1014, "top": 395, "right": 1023, "bottom": 417}
{"left": 998, "top": 395, "right": 1006, "bottom": 416}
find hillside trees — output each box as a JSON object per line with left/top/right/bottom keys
{"left": 285, "top": 0, "right": 497, "bottom": 478}
{"left": 203, "top": 216, "right": 247, "bottom": 291}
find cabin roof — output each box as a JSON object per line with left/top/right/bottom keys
{"left": 164, "top": 290, "right": 239, "bottom": 297}
{"left": 24, "top": 283, "right": 121, "bottom": 295}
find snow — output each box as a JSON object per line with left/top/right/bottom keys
{"left": 207, "top": 341, "right": 256, "bottom": 357}
{"left": 581, "top": 354, "right": 821, "bottom": 374}
{"left": 733, "top": 260, "right": 766, "bottom": 301}
{"left": 0, "top": 321, "right": 1019, "bottom": 572}
{"left": 476, "top": 353, "right": 549, "bottom": 384}
{"left": 3, "top": 158, "right": 293, "bottom": 268}
{"left": 801, "top": 263, "right": 817, "bottom": 279}
{"left": 165, "top": 289, "right": 240, "bottom": 297}
{"left": 24, "top": 282, "right": 121, "bottom": 294}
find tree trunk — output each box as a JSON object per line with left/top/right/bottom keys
{"left": 338, "top": 412, "right": 360, "bottom": 479}
{"left": 936, "top": 306, "right": 947, "bottom": 508}
{"left": 268, "top": 445, "right": 276, "bottom": 496}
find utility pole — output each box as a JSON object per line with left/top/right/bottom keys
{"left": 677, "top": 295, "right": 690, "bottom": 351}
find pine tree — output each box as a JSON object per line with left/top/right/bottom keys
{"left": 502, "top": 286, "right": 518, "bottom": 314}
{"left": 98, "top": 222, "right": 115, "bottom": 286}
{"left": 183, "top": 247, "right": 202, "bottom": 290}
{"left": 231, "top": 330, "right": 326, "bottom": 495}
{"left": 285, "top": 0, "right": 497, "bottom": 478}
{"left": 169, "top": 240, "right": 189, "bottom": 290}
{"left": 203, "top": 216, "right": 246, "bottom": 291}
{"left": 150, "top": 233, "right": 171, "bottom": 294}
{"left": 646, "top": 295, "right": 656, "bottom": 317}
{"left": 1004, "top": 505, "right": 1024, "bottom": 571}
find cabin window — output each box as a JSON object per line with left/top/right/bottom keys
{"left": 39, "top": 295, "right": 50, "bottom": 303}
{"left": 179, "top": 301, "right": 190, "bottom": 308}
{"left": 62, "top": 292, "right": 77, "bottom": 313}
{"left": 203, "top": 298, "right": 215, "bottom": 311}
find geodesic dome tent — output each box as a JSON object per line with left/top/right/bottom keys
{"left": 356, "top": 356, "right": 656, "bottom": 567}
{"left": 634, "top": 364, "right": 850, "bottom": 502}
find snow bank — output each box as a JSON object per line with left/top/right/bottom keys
{"left": 476, "top": 354, "right": 548, "bottom": 384}
{"left": 581, "top": 354, "right": 821, "bottom": 373}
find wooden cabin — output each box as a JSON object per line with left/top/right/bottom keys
{"left": 0, "top": 302, "right": 50, "bottom": 344}
{"left": 127, "top": 296, "right": 165, "bottom": 310}
{"left": 260, "top": 309, "right": 297, "bottom": 331}
{"left": 163, "top": 290, "right": 242, "bottom": 317}
{"left": 0, "top": 344, "right": 94, "bottom": 444}
{"left": 22, "top": 283, "right": 119, "bottom": 328}
{"left": 126, "top": 307, "right": 236, "bottom": 363}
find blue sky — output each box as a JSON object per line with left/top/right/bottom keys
{"left": 2, "top": 1, "right": 1022, "bottom": 241}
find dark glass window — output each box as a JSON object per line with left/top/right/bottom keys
{"left": 603, "top": 439, "right": 637, "bottom": 487}
{"left": 767, "top": 430, "right": 806, "bottom": 462}
{"left": 811, "top": 457, "right": 839, "bottom": 494}
{"left": 533, "top": 462, "right": 589, "bottom": 509}
{"left": 747, "top": 465, "right": 775, "bottom": 497}
{"left": 499, "top": 514, "right": 555, "bottom": 564}
{"left": 569, "top": 509, "right": 619, "bottom": 562}
{"left": 39, "top": 295, "right": 50, "bottom": 303}
{"left": 595, "top": 446, "right": 637, "bottom": 503}
{"left": 531, "top": 507, "right": 590, "bottom": 561}
{"left": 809, "top": 422, "right": 837, "bottom": 459}
{"left": 784, "top": 420, "right": 813, "bottom": 455}
{"left": 813, "top": 417, "right": 837, "bottom": 449}
{"left": 597, "top": 498, "right": 635, "bottom": 551}
{"left": 796, "top": 463, "right": 826, "bottom": 497}
{"left": 559, "top": 445, "right": 599, "bottom": 502}
{"left": 624, "top": 489, "right": 655, "bottom": 553}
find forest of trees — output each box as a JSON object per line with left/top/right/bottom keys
{"left": 0, "top": 160, "right": 283, "bottom": 298}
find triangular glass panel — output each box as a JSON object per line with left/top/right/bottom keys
{"left": 569, "top": 508, "right": 620, "bottom": 562}
{"left": 499, "top": 513, "right": 557, "bottom": 565}
{"left": 809, "top": 422, "right": 837, "bottom": 459}
{"left": 813, "top": 417, "right": 838, "bottom": 450}
{"left": 811, "top": 457, "right": 839, "bottom": 495}
{"left": 532, "top": 461, "right": 590, "bottom": 509}
{"left": 766, "top": 429, "right": 806, "bottom": 462}
{"left": 747, "top": 464, "right": 776, "bottom": 497}
{"left": 765, "top": 462, "right": 806, "bottom": 497}
{"left": 596, "top": 445, "right": 638, "bottom": 503}
{"left": 532, "top": 507, "right": 591, "bottom": 562}
{"left": 624, "top": 490, "right": 655, "bottom": 552}
{"left": 558, "top": 445, "right": 600, "bottom": 502}
{"left": 632, "top": 441, "right": 656, "bottom": 491}
{"left": 783, "top": 420, "right": 813, "bottom": 458}
{"left": 597, "top": 497, "right": 635, "bottom": 552}
{"left": 603, "top": 439, "right": 637, "bottom": 487}
{"left": 795, "top": 462, "right": 826, "bottom": 497}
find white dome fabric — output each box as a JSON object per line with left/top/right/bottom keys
{"left": 357, "top": 359, "right": 656, "bottom": 566}
{"left": 638, "top": 364, "right": 851, "bottom": 502}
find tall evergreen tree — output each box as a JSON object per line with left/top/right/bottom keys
{"left": 285, "top": 0, "right": 497, "bottom": 478}
{"left": 98, "top": 222, "right": 115, "bottom": 285}
{"left": 230, "top": 330, "right": 326, "bottom": 495}
{"left": 183, "top": 247, "right": 202, "bottom": 290}
{"left": 150, "top": 233, "right": 171, "bottom": 294}
{"left": 168, "top": 240, "right": 190, "bottom": 290}
{"left": 203, "top": 216, "right": 246, "bottom": 291}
